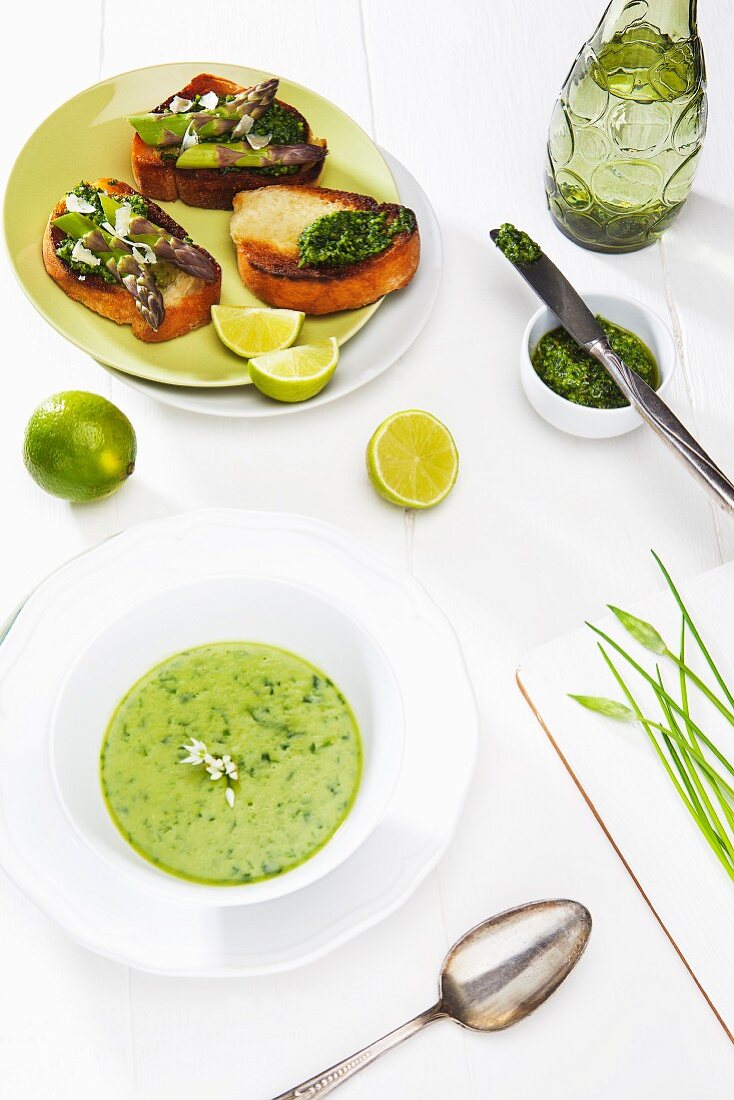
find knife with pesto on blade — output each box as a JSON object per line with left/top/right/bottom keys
{"left": 491, "top": 224, "right": 734, "bottom": 515}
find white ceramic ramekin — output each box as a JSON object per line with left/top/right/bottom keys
{"left": 521, "top": 291, "right": 677, "bottom": 439}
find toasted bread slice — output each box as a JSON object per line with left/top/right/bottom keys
{"left": 42, "top": 178, "right": 221, "bottom": 343}
{"left": 131, "top": 74, "right": 326, "bottom": 209}
{"left": 230, "top": 186, "right": 420, "bottom": 314}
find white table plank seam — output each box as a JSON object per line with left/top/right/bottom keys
{"left": 98, "top": 0, "right": 107, "bottom": 80}
{"left": 435, "top": 869, "right": 478, "bottom": 1100}
{"left": 357, "top": 0, "right": 378, "bottom": 141}
{"left": 659, "top": 235, "right": 727, "bottom": 565}
{"left": 127, "top": 968, "right": 140, "bottom": 1094}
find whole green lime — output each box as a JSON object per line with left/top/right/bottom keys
{"left": 23, "top": 391, "right": 137, "bottom": 502}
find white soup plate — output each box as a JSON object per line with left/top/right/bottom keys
{"left": 0, "top": 510, "right": 478, "bottom": 975}
{"left": 52, "top": 574, "right": 404, "bottom": 906}
{"left": 103, "top": 152, "right": 442, "bottom": 417}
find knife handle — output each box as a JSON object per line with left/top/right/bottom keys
{"left": 588, "top": 340, "right": 734, "bottom": 515}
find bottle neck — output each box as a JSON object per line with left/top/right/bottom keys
{"left": 599, "top": 0, "right": 698, "bottom": 41}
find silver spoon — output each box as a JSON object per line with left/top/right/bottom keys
{"left": 270, "top": 898, "right": 591, "bottom": 1099}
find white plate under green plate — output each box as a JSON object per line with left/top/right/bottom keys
{"left": 104, "top": 151, "right": 443, "bottom": 417}
{"left": 3, "top": 62, "right": 398, "bottom": 387}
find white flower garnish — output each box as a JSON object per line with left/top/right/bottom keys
{"left": 169, "top": 95, "right": 193, "bottom": 114}
{"left": 198, "top": 91, "right": 219, "bottom": 110}
{"left": 231, "top": 114, "right": 254, "bottom": 139}
{"left": 206, "top": 759, "right": 224, "bottom": 781}
{"left": 65, "top": 192, "right": 97, "bottom": 214}
{"left": 180, "top": 739, "right": 237, "bottom": 806}
{"left": 246, "top": 130, "right": 271, "bottom": 149}
{"left": 180, "top": 738, "right": 208, "bottom": 765}
{"left": 222, "top": 755, "right": 238, "bottom": 779}
{"left": 70, "top": 239, "right": 100, "bottom": 266}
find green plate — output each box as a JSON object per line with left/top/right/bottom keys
{"left": 3, "top": 62, "right": 398, "bottom": 387}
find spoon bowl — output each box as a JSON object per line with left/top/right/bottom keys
{"left": 440, "top": 899, "right": 592, "bottom": 1031}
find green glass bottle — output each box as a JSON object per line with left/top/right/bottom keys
{"left": 545, "top": 0, "right": 706, "bottom": 252}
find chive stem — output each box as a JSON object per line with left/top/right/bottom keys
{"left": 653, "top": 551, "right": 734, "bottom": 712}
{"left": 577, "top": 556, "right": 734, "bottom": 884}
{"left": 598, "top": 646, "right": 734, "bottom": 881}
{"left": 656, "top": 667, "right": 734, "bottom": 861}
{"left": 588, "top": 624, "right": 734, "bottom": 781}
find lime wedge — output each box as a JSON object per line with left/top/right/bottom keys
{"left": 248, "top": 338, "right": 340, "bottom": 402}
{"left": 211, "top": 306, "right": 305, "bottom": 358}
{"left": 366, "top": 410, "right": 459, "bottom": 509}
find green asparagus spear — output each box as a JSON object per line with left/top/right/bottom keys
{"left": 222, "top": 79, "right": 279, "bottom": 123}
{"left": 54, "top": 211, "right": 100, "bottom": 239}
{"left": 126, "top": 216, "right": 218, "bottom": 282}
{"left": 55, "top": 211, "right": 134, "bottom": 258}
{"left": 127, "top": 114, "right": 191, "bottom": 146}
{"left": 114, "top": 254, "right": 165, "bottom": 330}
{"left": 128, "top": 78, "right": 279, "bottom": 147}
{"left": 93, "top": 191, "right": 218, "bottom": 283}
{"left": 53, "top": 213, "right": 165, "bottom": 330}
{"left": 128, "top": 110, "right": 241, "bottom": 145}
{"left": 175, "top": 141, "right": 326, "bottom": 170}
{"left": 60, "top": 196, "right": 217, "bottom": 284}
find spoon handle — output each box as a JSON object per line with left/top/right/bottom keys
{"left": 588, "top": 339, "right": 734, "bottom": 514}
{"left": 268, "top": 1003, "right": 445, "bottom": 1099}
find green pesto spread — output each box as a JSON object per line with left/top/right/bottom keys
{"left": 253, "top": 103, "right": 305, "bottom": 145}
{"left": 56, "top": 182, "right": 150, "bottom": 284}
{"left": 532, "top": 316, "right": 659, "bottom": 409}
{"left": 298, "top": 207, "right": 416, "bottom": 268}
{"left": 100, "top": 642, "right": 362, "bottom": 886}
{"left": 254, "top": 104, "right": 306, "bottom": 176}
{"left": 495, "top": 222, "right": 542, "bottom": 265}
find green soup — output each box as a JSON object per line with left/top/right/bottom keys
{"left": 100, "top": 642, "right": 362, "bottom": 885}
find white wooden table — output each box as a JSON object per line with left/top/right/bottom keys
{"left": 1, "top": 1, "right": 733, "bottom": 1095}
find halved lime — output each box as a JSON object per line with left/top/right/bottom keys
{"left": 249, "top": 338, "right": 340, "bottom": 402}
{"left": 211, "top": 306, "right": 305, "bottom": 358}
{"left": 366, "top": 410, "right": 459, "bottom": 509}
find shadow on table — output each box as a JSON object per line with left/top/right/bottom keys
{"left": 665, "top": 193, "right": 734, "bottom": 326}
{"left": 69, "top": 480, "right": 177, "bottom": 546}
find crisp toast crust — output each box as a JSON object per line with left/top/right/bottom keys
{"left": 42, "top": 178, "right": 221, "bottom": 343}
{"left": 230, "top": 185, "right": 420, "bottom": 314}
{"left": 131, "top": 74, "right": 326, "bottom": 209}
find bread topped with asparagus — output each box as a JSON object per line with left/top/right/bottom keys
{"left": 42, "top": 178, "right": 221, "bottom": 342}
{"left": 230, "top": 185, "right": 420, "bottom": 314}
{"left": 128, "top": 73, "right": 328, "bottom": 210}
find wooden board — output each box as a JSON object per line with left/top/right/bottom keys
{"left": 518, "top": 560, "right": 734, "bottom": 1042}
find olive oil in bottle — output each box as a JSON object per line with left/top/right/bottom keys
{"left": 545, "top": 0, "right": 706, "bottom": 252}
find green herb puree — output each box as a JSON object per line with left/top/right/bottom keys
{"left": 495, "top": 222, "right": 542, "bottom": 265}
{"left": 532, "top": 316, "right": 659, "bottom": 409}
{"left": 101, "top": 642, "right": 362, "bottom": 885}
{"left": 298, "top": 207, "right": 416, "bottom": 268}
